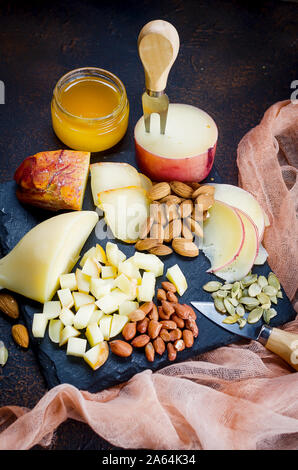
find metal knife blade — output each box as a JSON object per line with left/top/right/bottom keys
{"left": 142, "top": 91, "right": 169, "bottom": 134}
{"left": 191, "top": 301, "right": 264, "bottom": 341}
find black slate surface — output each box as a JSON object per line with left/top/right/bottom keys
{"left": 0, "top": 165, "right": 296, "bottom": 393}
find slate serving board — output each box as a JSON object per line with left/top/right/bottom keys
{"left": 0, "top": 165, "right": 296, "bottom": 392}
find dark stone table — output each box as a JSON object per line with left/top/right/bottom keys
{"left": 0, "top": 0, "right": 296, "bottom": 450}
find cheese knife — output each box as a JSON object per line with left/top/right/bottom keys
{"left": 138, "top": 20, "right": 180, "bottom": 134}
{"left": 191, "top": 301, "right": 298, "bottom": 371}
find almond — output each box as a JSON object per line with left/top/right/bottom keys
{"left": 174, "top": 339, "right": 185, "bottom": 351}
{"left": 145, "top": 342, "right": 155, "bottom": 362}
{"left": 153, "top": 336, "right": 165, "bottom": 355}
{"left": 0, "top": 292, "right": 19, "bottom": 319}
{"left": 170, "top": 181, "right": 193, "bottom": 198}
{"left": 160, "top": 328, "right": 171, "bottom": 342}
{"left": 182, "top": 304, "right": 197, "bottom": 319}
{"left": 150, "top": 223, "right": 164, "bottom": 241}
{"left": 131, "top": 334, "right": 150, "bottom": 348}
{"left": 165, "top": 204, "right": 179, "bottom": 222}
{"left": 160, "top": 195, "right": 182, "bottom": 204}
{"left": 149, "top": 245, "right": 173, "bottom": 256}
{"left": 122, "top": 322, "right": 137, "bottom": 341}
{"left": 181, "top": 222, "right": 194, "bottom": 240}
{"left": 191, "top": 205, "right": 203, "bottom": 222}
{"left": 192, "top": 184, "right": 215, "bottom": 199}
{"left": 164, "top": 218, "right": 182, "bottom": 242}
{"left": 183, "top": 329, "right": 194, "bottom": 348}
{"left": 157, "top": 288, "right": 167, "bottom": 301}
{"left": 172, "top": 238, "right": 199, "bottom": 257}
{"left": 158, "top": 306, "right": 171, "bottom": 320}
{"left": 148, "top": 320, "right": 162, "bottom": 339}
{"left": 11, "top": 324, "right": 29, "bottom": 348}
{"left": 179, "top": 199, "right": 193, "bottom": 218}
{"left": 173, "top": 303, "right": 190, "bottom": 320}
{"left": 160, "top": 320, "right": 177, "bottom": 330}
{"left": 167, "top": 342, "right": 177, "bottom": 361}
{"left": 139, "top": 301, "right": 154, "bottom": 315}
{"left": 169, "top": 328, "right": 182, "bottom": 341}
{"left": 148, "top": 303, "right": 159, "bottom": 321}
{"left": 110, "top": 340, "right": 133, "bottom": 357}
{"left": 171, "top": 314, "right": 185, "bottom": 329}
{"left": 150, "top": 202, "right": 166, "bottom": 225}
{"left": 148, "top": 182, "right": 171, "bottom": 201}
{"left": 189, "top": 182, "right": 200, "bottom": 190}
{"left": 128, "top": 309, "right": 146, "bottom": 322}
{"left": 185, "top": 318, "right": 199, "bottom": 338}
{"left": 195, "top": 193, "right": 214, "bottom": 211}
{"left": 161, "top": 300, "right": 175, "bottom": 316}
{"left": 166, "top": 291, "right": 178, "bottom": 303}
{"left": 139, "top": 216, "right": 154, "bottom": 239}
{"left": 185, "top": 218, "right": 204, "bottom": 238}
{"left": 135, "top": 238, "right": 160, "bottom": 251}
{"left": 137, "top": 317, "right": 149, "bottom": 334}
{"left": 161, "top": 281, "right": 177, "bottom": 293}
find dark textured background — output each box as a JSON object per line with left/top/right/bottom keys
{"left": 0, "top": 0, "right": 297, "bottom": 450}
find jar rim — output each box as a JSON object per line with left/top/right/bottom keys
{"left": 52, "top": 67, "right": 127, "bottom": 122}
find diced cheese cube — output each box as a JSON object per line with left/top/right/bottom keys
{"left": 43, "top": 300, "right": 61, "bottom": 319}
{"left": 57, "top": 288, "right": 74, "bottom": 309}
{"left": 32, "top": 313, "right": 48, "bottom": 338}
{"left": 59, "top": 307, "right": 75, "bottom": 326}
{"left": 66, "top": 337, "right": 87, "bottom": 357}
{"left": 59, "top": 273, "right": 77, "bottom": 291}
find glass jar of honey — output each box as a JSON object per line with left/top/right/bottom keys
{"left": 51, "top": 67, "right": 129, "bottom": 152}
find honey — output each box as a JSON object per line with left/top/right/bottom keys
{"left": 51, "top": 68, "right": 129, "bottom": 152}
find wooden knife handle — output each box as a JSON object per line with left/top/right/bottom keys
{"left": 262, "top": 327, "right": 298, "bottom": 371}
{"left": 138, "top": 20, "right": 180, "bottom": 92}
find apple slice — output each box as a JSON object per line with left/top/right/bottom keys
{"left": 110, "top": 314, "right": 129, "bottom": 338}
{"left": 210, "top": 184, "right": 265, "bottom": 242}
{"left": 98, "top": 186, "right": 150, "bottom": 243}
{"left": 82, "top": 257, "right": 101, "bottom": 278}
{"left": 0, "top": 211, "right": 99, "bottom": 303}
{"left": 66, "top": 337, "right": 87, "bottom": 357}
{"left": 79, "top": 247, "right": 96, "bottom": 267}
{"left": 59, "top": 325, "right": 80, "bottom": 346}
{"left": 32, "top": 313, "right": 48, "bottom": 338}
{"left": 90, "top": 162, "right": 141, "bottom": 206}
{"left": 90, "top": 278, "right": 114, "bottom": 299}
{"left": 106, "top": 242, "right": 126, "bottom": 268}
{"left": 137, "top": 271, "right": 156, "bottom": 302}
{"left": 118, "top": 300, "right": 139, "bottom": 316}
{"left": 59, "top": 273, "right": 77, "bottom": 291}
{"left": 166, "top": 264, "right": 188, "bottom": 296}
{"left": 99, "top": 315, "right": 113, "bottom": 340}
{"left": 57, "top": 288, "right": 74, "bottom": 309}
{"left": 73, "top": 303, "right": 96, "bottom": 329}
{"left": 83, "top": 341, "right": 109, "bottom": 370}
{"left": 43, "top": 301, "right": 61, "bottom": 319}
{"left": 132, "top": 252, "right": 164, "bottom": 277}
{"left": 201, "top": 201, "right": 244, "bottom": 272}
{"left": 85, "top": 322, "right": 104, "bottom": 347}
{"left": 254, "top": 243, "right": 268, "bottom": 265}
{"left": 95, "top": 294, "right": 120, "bottom": 315}
{"left": 49, "top": 319, "right": 64, "bottom": 343}
{"left": 114, "top": 273, "right": 137, "bottom": 300}
{"left": 73, "top": 292, "right": 95, "bottom": 310}
{"left": 59, "top": 307, "right": 75, "bottom": 326}
{"left": 75, "top": 268, "right": 90, "bottom": 294}
{"left": 118, "top": 259, "right": 141, "bottom": 280}
{"left": 138, "top": 173, "right": 152, "bottom": 193}
{"left": 101, "top": 265, "right": 117, "bottom": 279}
{"left": 213, "top": 209, "right": 259, "bottom": 282}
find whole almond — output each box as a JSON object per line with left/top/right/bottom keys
{"left": 181, "top": 222, "right": 194, "bottom": 240}
{"left": 158, "top": 306, "right": 171, "bottom": 320}
{"left": 195, "top": 193, "right": 214, "bottom": 211}
{"left": 122, "top": 322, "right": 137, "bottom": 341}
{"left": 148, "top": 320, "right": 162, "bottom": 339}
{"left": 148, "top": 303, "right": 159, "bottom": 321}
{"left": 160, "top": 195, "right": 182, "bottom": 204}
{"left": 166, "top": 291, "right": 178, "bottom": 303}
{"left": 189, "top": 182, "right": 200, "bottom": 190}
{"left": 183, "top": 329, "right": 194, "bottom": 348}
{"left": 179, "top": 199, "right": 193, "bottom": 218}
{"left": 161, "top": 300, "right": 175, "bottom": 316}
{"left": 157, "top": 289, "right": 167, "bottom": 301}
{"left": 170, "top": 181, "right": 193, "bottom": 198}
{"left": 167, "top": 342, "right": 177, "bottom": 361}
{"left": 186, "top": 217, "right": 204, "bottom": 238}
{"left": 185, "top": 318, "right": 199, "bottom": 338}
{"left": 139, "top": 216, "right": 154, "bottom": 239}
{"left": 160, "top": 328, "right": 171, "bottom": 342}
{"left": 149, "top": 245, "right": 173, "bottom": 256}
{"left": 110, "top": 340, "right": 133, "bottom": 357}
{"left": 191, "top": 205, "right": 203, "bottom": 222}
{"left": 0, "top": 292, "right": 19, "bottom": 319}
{"left": 131, "top": 334, "right": 150, "bottom": 348}
{"left": 128, "top": 309, "right": 146, "bottom": 322}
{"left": 174, "top": 339, "right": 185, "bottom": 352}
{"left": 135, "top": 238, "right": 160, "bottom": 251}
{"left": 173, "top": 303, "right": 190, "bottom": 319}
{"left": 172, "top": 238, "right": 199, "bottom": 257}
{"left": 171, "top": 314, "right": 185, "bottom": 329}
{"left": 182, "top": 304, "right": 197, "bottom": 319}
{"left": 139, "top": 301, "right": 154, "bottom": 315}
{"left": 150, "top": 223, "right": 164, "bottom": 241}
{"left": 145, "top": 342, "right": 155, "bottom": 362}
{"left": 169, "top": 328, "right": 182, "bottom": 342}
{"left": 11, "top": 324, "right": 29, "bottom": 348}
{"left": 160, "top": 320, "right": 177, "bottom": 330}
{"left": 161, "top": 281, "right": 177, "bottom": 293}
{"left": 165, "top": 204, "right": 179, "bottom": 222}
{"left": 148, "top": 182, "right": 171, "bottom": 201}
{"left": 192, "top": 185, "right": 215, "bottom": 199}
{"left": 153, "top": 336, "right": 165, "bottom": 355}
{"left": 164, "top": 218, "right": 182, "bottom": 242}
{"left": 137, "top": 317, "right": 150, "bottom": 334}
{"left": 150, "top": 202, "right": 166, "bottom": 226}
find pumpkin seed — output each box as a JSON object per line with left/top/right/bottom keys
{"left": 268, "top": 273, "right": 280, "bottom": 290}
{"left": 216, "top": 290, "right": 228, "bottom": 298}
{"left": 236, "top": 289, "right": 243, "bottom": 300}
{"left": 221, "top": 283, "right": 233, "bottom": 291}
{"left": 262, "top": 285, "right": 278, "bottom": 296}
{"left": 270, "top": 295, "right": 278, "bottom": 305}
{"left": 214, "top": 297, "right": 226, "bottom": 313}
{"left": 242, "top": 288, "right": 249, "bottom": 297}
{"left": 236, "top": 304, "right": 245, "bottom": 317}
{"left": 223, "top": 298, "right": 235, "bottom": 315}
{"left": 237, "top": 318, "right": 247, "bottom": 328}
{"left": 248, "top": 282, "right": 262, "bottom": 297}
{"left": 231, "top": 281, "right": 241, "bottom": 298}
{"left": 277, "top": 290, "right": 283, "bottom": 299}
{"left": 211, "top": 292, "right": 218, "bottom": 299}
{"left": 257, "top": 275, "right": 268, "bottom": 288}
{"left": 257, "top": 292, "right": 270, "bottom": 305}
{"left": 203, "top": 281, "right": 223, "bottom": 292}
{"left": 241, "top": 274, "right": 258, "bottom": 287}
{"left": 263, "top": 308, "right": 277, "bottom": 324}
{"left": 229, "top": 297, "right": 239, "bottom": 307}
{"left": 261, "top": 302, "right": 271, "bottom": 310}
{"left": 223, "top": 314, "right": 239, "bottom": 324}
{"left": 239, "top": 297, "right": 260, "bottom": 307}
{"left": 247, "top": 307, "right": 263, "bottom": 324}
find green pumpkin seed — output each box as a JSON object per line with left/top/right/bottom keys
{"left": 236, "top": 304, "right": 245, "bottom": 317}
{"left": 203, "top": 281, "right": 223, "bottom": 292}
{"left": 270, "top": 295, "right": 278, "bottom": 305}
{"left": 257, "top": 292, "right": 270, "bottom": 305}
{"left": 247, "top": 307, "right": 263, "bottom": 324}
{"left": 268, "top": 273, "right": 280, "bottom": 290}
{"left": 236, "top": 289, "right": 243, "bottom": 300}
{"left": 239, "top": 297, "right": 260, "bottom": 307}
{"left": 229, "top": 297, "right": 239, "bottom": 307}
{"left": 216, "top": 290, "right": 228, "bottom": 298}
{"left": 248, "top": 282, "right": 262, "bottom": 297}
{"left": 261, "top": 302, "right": 271, "bottom": 310}
{"left": 262, "top": 285, "right": 278, "bottom": 296}
{"left": 277, "top": 290, "right": 283, "bottom": 299}
{"left": 242, "top": 288, "right": 249, "bottom": 297}
{"left": 214, "top": 297, "right": 226, "bottom": 313}
{"left": 211, "top": 292, "right": 218, "bottom": 299}
{"left": 231, "top": 281, "right": 241, "bottom": 298}
{"left": 223, "top": 314, "right": 239, "bottom": 324}
{"left": 223, "top": 298, "right": 235, "bottom": 315}
{"left": 263, "top": 308, "right": 277, "bottom": 324}
{"left": 241, "top": 274, "right": 258, "bottom": 287}
{"left": 221, "top": 283, "right": 233, "bottom": 291}
{"left": 257, "top": 275, "right": 268, "bottom": 288}
{"left": 237, "top": 318, "right": 247, "bottom": 328}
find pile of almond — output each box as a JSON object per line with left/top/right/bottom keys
{"left": 109, "top": 281, "right": 198, "bottom": 363}
{"left": 136, "top": 181, "right": 215, "bottom": 258}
